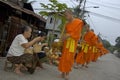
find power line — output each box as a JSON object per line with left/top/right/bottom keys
{"left": 70, "top": 0, "right": 78, "bottom": 6}
{"left": 87, "top": 14, "right": 99, "bottom": 33}
{"left": 84, "top": 13, "right": 99, "bottom": 35}
{"left": 87, "top": 17, "right": 108, "bottom": 40}
{"left": 87, "top": 1, "right": 120, "bottom": 10}
{"left": 85, "top": 15, "right": 106, "bottom": 42}
{"left": 86, "top": 10, "right": 120, "bottom": 23}
{"left": 100, "top": 1, "right": 120, "bottom": 7}
{"left": 88, "top": 15, "right": 96, "bottom": 30}
{"left": 85, "top": 15, "right": 91, "bottom": 24}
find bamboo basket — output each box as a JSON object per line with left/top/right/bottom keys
{"left": 52, "top": 41, "right": 63, "bottom": 50}
{"left": 24, "top": 47, "right": 33, "bottom": 54}
{"left": 33, "top": 43, "right": 42, "bottom": 53}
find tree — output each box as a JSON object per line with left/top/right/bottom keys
{"left": 108, "top": 46, "right": 117, "bottom": 53}
{"left": 102, "top": 39, "right": 111, "bottom": 49}
{"left": 73, "top": 0, "right": 86, "bottom": 18}
{"left": 39, "top": 0, "right": 68, "bottom": 31}
{"left": 115, "top": 36, "right": 120, "bottom": 48}
{"left": 115, "top": 36, "right": 120, "bottom": 53}
{"left": 39, "top": 0, "right": 68, "bottom": 16}
{"left": 39, "top": 0, "right": 68, "bottom": 46}
{"left": 102, "top": 39, "right": 114, "bottom": 53}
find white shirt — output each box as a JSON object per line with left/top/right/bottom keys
{"left": 7, "top": 34, "right": 28, "bottom": 56}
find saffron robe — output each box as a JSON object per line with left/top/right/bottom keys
{"left": 58, "top": 18, "right": 83, "bottom": 72}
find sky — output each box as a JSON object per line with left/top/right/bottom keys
{"left": 28, "top": 0, "right": 120, "bottom": 45}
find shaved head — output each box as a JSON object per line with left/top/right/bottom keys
{"left": 64, "top": 9, "right": 73, "bottom": 15}
{"left": 64, "top": 9, "right": 74, "bottom": 21}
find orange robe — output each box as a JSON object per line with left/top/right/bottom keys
{"left": 104, "top": 49, "right": 109, "bottom": 54}
{"left": 76, "top": 42, "right": 85, "bottom": 65}
{"left": 92, "top": 45, "right": 99, "bottom": 62}
{"left": 83, "top": 31, "right": 95, "bottom": 63}
{"left": 90, "top": 35, "right": 99, "bottom": 62}
{"left": 97, "top": 42, "right": 103, "bottom": 58}
{"left": 76, "top": 51, "right": 85, "bottom": 65}
{"left": 98, "top": 43, "right": 104, "bottom": 56}
{"left": 58, "top": 18, "right": 83, "bottom": 72}
{"left": 102, "top": 46, "right": 109, "bottom": 55}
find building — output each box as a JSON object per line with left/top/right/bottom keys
{"left": 46, "top": 14, "right": 62, "bottom": 37}
{"left": 0, "top": 0, "right": 46, "bottom": 56}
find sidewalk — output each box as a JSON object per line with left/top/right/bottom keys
{"left": 0, "top": 54, "right": 120, "bottom": 80}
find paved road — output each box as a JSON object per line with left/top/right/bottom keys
{"left": 0, "top": 53, "right": 120, "bottom": 80}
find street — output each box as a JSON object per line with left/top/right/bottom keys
{"left": 0, "top": 53, "right": 120, "bottom": 80}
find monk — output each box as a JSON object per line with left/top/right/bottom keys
{"left": 82, "top": 25, "right": 96, "bottom": 67}
{"left": 58, "top": 9, "right": 84, "bottom": 80}
{"left": 75, "top": 42, "right": 86, "bottom": 68}
{"left": 94, "top": 40, "right": 103, "bottom": 61}
{"left": 99, "top": 42, "right": 109, "bottom": 56}
{"left": 75, "top": 26, "right": 87, "bottom": 68}
{"left": 90, "top": 29, "right": 99, "bottom": 62}
{"left": 92, "top": 37, "right": 100, "bottom": 62}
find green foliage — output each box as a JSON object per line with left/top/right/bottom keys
{"left": 73, "top": 6, "right": 81, "bottom": 17}
{"left": 39, "top": 0, "right": 68, "bottom": 31}
{"left": 114, "top": 36, "right": 120, "bottom": 54}
{"left": 108, "top": 46, "right": 117, "bottom": 53}
{"left": 102, "top": 39, "right": 111, "bottom": 49}
{"left": 115, "top": 36, "right": 120, "bottom": 48}
{"left": 39, "top": 0, "right": 68, "bottom": 16}
{"left": 39, "top": 11, "right": 49, "bottom": 17}
{"left": 39, "top": 0, "right": 68, "bottom": 46}
{"left": 117, "top": 48, "right": 120, "bottom": 52}
{"left": 102, "top": 39, "right": 116, "bottom": 53}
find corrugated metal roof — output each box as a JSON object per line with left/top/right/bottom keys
{"left": 0, "top": 1, "right": 46, "bottom": 22}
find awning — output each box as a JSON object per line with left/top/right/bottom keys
{"left": 0, "top": 1, "right": 46, "bottom": 22}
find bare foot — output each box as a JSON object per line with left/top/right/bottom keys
{"left": 21, "top": 66, "right": 28, "bottom": 71}
{"left": 85, "top": 65, "right": 88, "bottom": 68}
{"left": 64, "top": 75, "right": 69, "bottom": 80}
{"left": 14, "top": 69, "right": 24, "bottom": 76}
{"left": 36, "top": 67, "right": 41, "bottom": 70}
{"left": 74, "top": 66, "right": 79, "bottom": 69}
{"left": 58, "top": 74, "right": 64, "bottom": 78}
{"left": 80, "top": 64, "right": 84, "bottom": 68}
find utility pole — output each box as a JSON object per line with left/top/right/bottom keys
{"left": 74, "top": 0, "right": 87, "bottom": 19}
{"left": 79, "top": 0, "right": 87, "bottom": 19}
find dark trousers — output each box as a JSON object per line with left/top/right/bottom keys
{"left": 37, "top": 52, "right": 46, "bottom": 59}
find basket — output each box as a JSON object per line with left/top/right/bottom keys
{"left": 52, "top": 41, "right": 63, "bottom": 50}
{"left": 24, "top": 48, "right": 33, "bottom": 54}
{"left": 33, "top": 43, "right": 42, "bottom": 53}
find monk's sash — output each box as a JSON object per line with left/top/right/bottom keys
{"left": 66, "top": 37, "right": 75, "bottom": 53}
{"left": 92, "top": 46, "right": 97, "bottom": 53}
{"left": 81, "top": 42, "right": 85, "bottom": 50}
{"left": 83, "top": 44, "right": 89, "bottom": 53}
